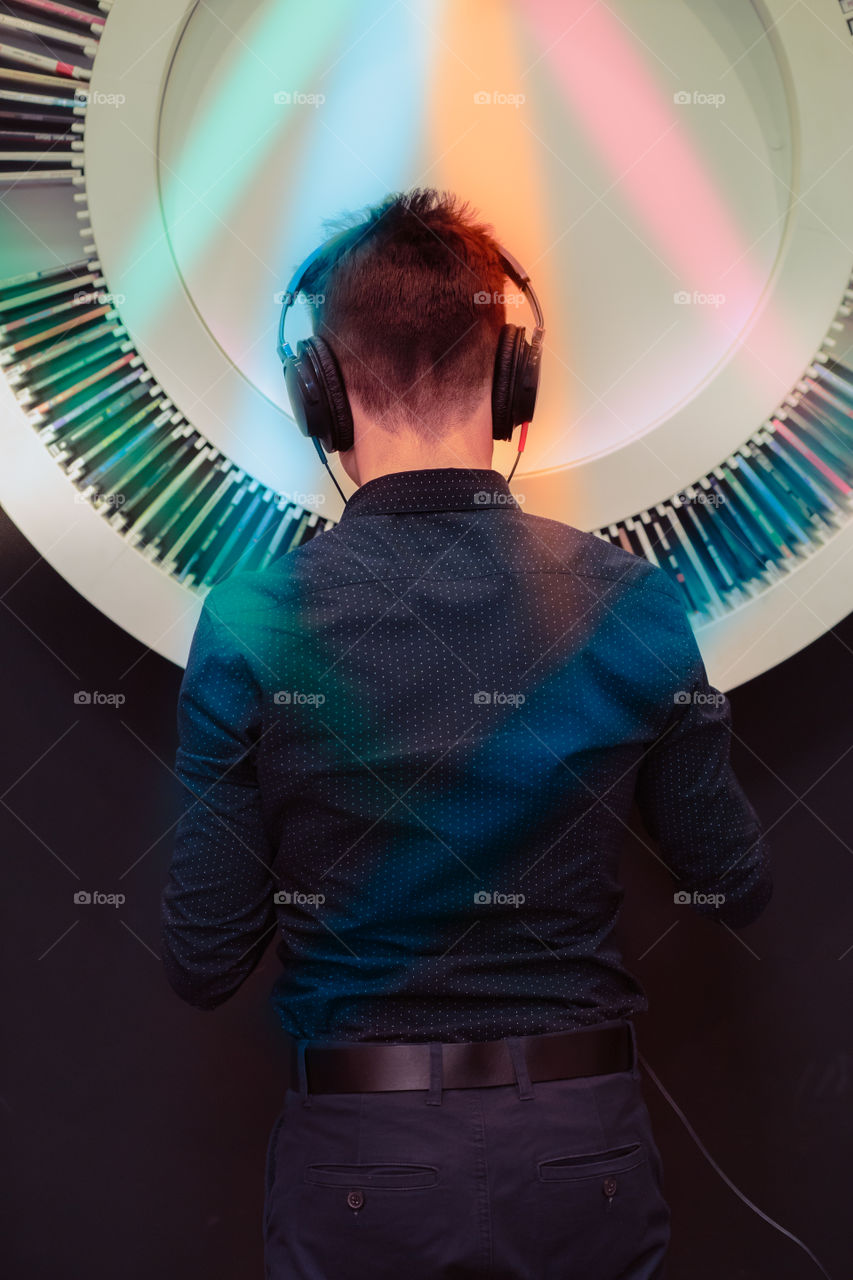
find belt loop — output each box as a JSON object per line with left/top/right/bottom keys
{"left": 507, "top": 1037, "right": 535, "bottom": 1101}
{"left": 425, "top": 1042, "right": 443, "bottom": 1106}
{"left": 296, "top": 1038, "right": 313, "bottom": 1107}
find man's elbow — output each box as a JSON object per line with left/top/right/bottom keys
{"left": 683, "top": 870, "right": 773, "bottom": 929}
{"left": 715, "top": 874, "right": 773, "bottom": 929}
{"left": 162, "top": 969, "right": 233, "bottom": 1011}
{"left": 159, "top": 931, "right": 240, "bottom": 1011}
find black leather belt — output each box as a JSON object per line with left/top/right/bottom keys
{"left": 286, "top": 1023, "right": 633, "bottom": 1094}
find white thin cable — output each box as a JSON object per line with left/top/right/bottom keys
{"left": 639, "top": 1053, "right": 833, "bottom": 1280}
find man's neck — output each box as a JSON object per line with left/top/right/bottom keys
{"left": 340, "top": 392, "right": 496, "bottom": 487}
{"left": 353, "top": 450, "right": 495, "bottom": 487}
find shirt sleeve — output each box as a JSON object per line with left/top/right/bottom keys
{"left": 160, "top": 590, "right": 278, "bottom": 1009}
{"left": 634, "top": 587, "right": 773, "bottom": 929}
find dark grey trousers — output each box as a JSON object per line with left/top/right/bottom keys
{"left": 263, "top": 1020, "right": 671, "bottom": 1278}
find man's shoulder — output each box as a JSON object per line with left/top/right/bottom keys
{"left": 519, "top": 511, "right": 682, "bottom": 600}
{"left": 199, "top": 532, "right": 336, "bottom": 627}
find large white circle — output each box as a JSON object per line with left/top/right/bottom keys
{"left": 1, "top": 0, "right": 850, "bottom": 684}
{"left": 157, "top": 0, "right": 792, "bottom": 472}
{"left": 84, "top": 0, "right": 853, "bottom": 530}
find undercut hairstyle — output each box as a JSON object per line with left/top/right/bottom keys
{"left": 300, "top": 188, "right": 508, "bottom": 437}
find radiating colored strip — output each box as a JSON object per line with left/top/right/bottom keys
{"left": 680, "top": 496, "right": 736, "bottom": 595}
{"left": 690, "top": 487, "right": 746, "bottom": 585}
{"left": 0, "top": 88, "right": 85, "bottom": 107}
{"left": 5, "top": 318, "right": 121, "bottom": 375}
{"left": 4, "top": 305, "right": 109, "bottom": 350}
{"left": 0, "top": 168, "right": 77, "bottom": 181}
{"left": 0, "top": 43, "right": 91, "bottom": 80}
{"left": 736, "top": 450, "right": 810, "bottom": 545}
{"left": 716, "top": 467, "right": 781, "bottom": 563}
{"left": 787, "top": 405, "right": 853, "bottom": 478}
{"left": 258, "top": 503, "right": 301, "bottom": 571}
{"left": 0, "top": 109, "right": 82, "bottom": 127}
{"left": 0, "top": 150, "right": 83, "bottom": 163}
{"left": 0, "top": 281, "right": 104, "bottom": 329}
{"left": 83, "top": 409, "right": 165, "bottom": 483}
{"left": 772, "top": 418, "right": 851, "bottom": 495}
{"left": 5, "top": 275, "right": 105, "bottom": 314}
{"left": 164, "top": 470, "right": 237, "bottom": 575}
{"left": 129, "top": 446, "right": 215, "bottom": 544}
{"left": 0, "top": 13, "right": 98, "bottom": 51}
{"left": 0, "top": 258, "right": 91, "bottom": 291}
{"left": 0, "top": 67, "right": 84, "bottom": 90}
{"left": 664, "top": 501, "right": 717, "bottom": 614}
{"left": 0, "top": 129, "right": 80, "bottom": 143}
{"left": 749, "top": 436, "right": 819, "bottom": 530}
{"left": 176, "top": 475, "right": 242, "bottom": 584}
{"left": 31, "top": 352, "right": 136, "bottom": 414}
{"left": 50, "top": 366, "right": 145, "bottom": 430}
{"left": 23, "top": 336, "right": 130, "bottom": 396}
{"left": 724, "top": 459, "right": 791, "bottom": 557}
{"left": 762, "top": 431, "right": 841, "bottom": 517}
{"left": 12, "top": 0, "right": 105, "bottom": 27}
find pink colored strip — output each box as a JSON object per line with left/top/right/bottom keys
{"left": 772, "top": 419, "right": 851, "bottom": 495}
{"left": 13, "top": 0, "right": 104, "bottom": 26}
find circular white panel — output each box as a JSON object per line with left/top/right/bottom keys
{"left": 84, "top": 0, "right": 853, "bottom": 530}
{"left": 1, "top": 0, "right": 850, "bottom": 684}
{"left": 157, "top": 0, "right": 791, "bottom": 469}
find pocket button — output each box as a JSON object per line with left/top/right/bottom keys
{"left": 346, "top": 1189, "right": 364, "bottom": 1211}
{"left": 602, "top": 1176, "right": 618, "bottom": 1198}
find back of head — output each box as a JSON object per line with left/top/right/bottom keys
{"left": 303, "top": 188, "right": 507, "bottom": 437}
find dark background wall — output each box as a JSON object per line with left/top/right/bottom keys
{"left": 2, "top": 503, "right": 851, "bottom": 1280}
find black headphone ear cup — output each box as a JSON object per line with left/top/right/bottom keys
{"left": 283, "top": 342, "right": 319, "bottom": 442}
{"left": 308, "top": 336, "right": 354, "bottom": 453}
{"left": 284, "top": 336, "right": 353, "bottom": 454}
{"left": 510, "top": 328, "right": 541, "bottom": 429}
{"left": 492, "top": 325, "right": 524, "bottom": 441}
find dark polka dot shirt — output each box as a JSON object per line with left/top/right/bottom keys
{"left": 160, "top": 467, "right": 772, "bottom": 1043}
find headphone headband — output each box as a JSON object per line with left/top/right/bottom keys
{"left": 276, "top": 226, "right": 545, "bottom": 465}
{"left": 277, "top": 237, "right": 544, "bottom": 364}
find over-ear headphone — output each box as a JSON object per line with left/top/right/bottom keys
{"left": 276, "top": 234, "right": 545, "bottom": 457}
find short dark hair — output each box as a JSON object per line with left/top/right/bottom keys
{"left": 301, "top": 188, "right": 507, "bottom": 436}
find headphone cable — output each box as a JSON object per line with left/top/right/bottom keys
{"left": 313, "top": 436, "right": 349, "bottom": 508}
{"left": 315, "top": 420, "right": 532, "bottom": 507}
{"left": 638, "top": 1052, "right": 833, "bottom": 1279}
{"left": 505, "top": 420, "right": 530, "bottom": 486}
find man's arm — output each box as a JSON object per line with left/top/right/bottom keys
{"left": 635, "top": 588, "right": 773, "bottom": 928}
{"left": 160, "top": 588, "right": 277, "bottom": 1009}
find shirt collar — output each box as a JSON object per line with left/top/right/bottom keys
{"left": 338, "top": 468, "right": 521, "bottom": 520}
